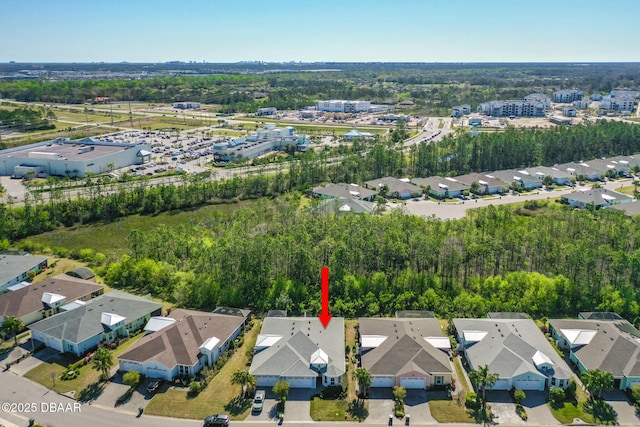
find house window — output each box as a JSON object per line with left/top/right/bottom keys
{"left": 330, "top": 378, "right": 335, "bottom": 385}
{"left": 435, "top": 376, "right": 444, "bottom": 385}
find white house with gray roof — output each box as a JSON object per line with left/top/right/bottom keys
{"left": 359, "top": 317, "right": 452, "bottom": 390}
{"left": 311, "top": 183, "right": 377, "bottom": 202}
{"left": 561, "top": 188, "right": 633, "bottom": 209}
{"left": 527, "top": 166, "right": 572, "bottom": 186}
{"left": 364, "top": 177, "right": 422, "bottom": 200}
{"left": 412, "top": 176, "right": 469, "bottom": 199}
{"left": 29, "top": 290, "right": 162, "bottom": 356}
{"left": 454, "top": 318, "right": 572, "bottom": 391}
{"left": 249, "top": 317, "right": 345, "bottom": 389}
{"left": 491, "top": 170, "right": 543, "bottom": 190}
{"left": 549, "top": 317, "right": 640, "bottom": 390}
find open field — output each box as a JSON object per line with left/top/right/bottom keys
{"left": 145, "top": 319, "right": 261, "bottom": 420}
{"left": 22, "top": 199, "right": 260, "bottom": 261}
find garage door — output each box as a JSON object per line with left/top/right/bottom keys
{"left": 491, "top": 379, "right": 510, "bottom": 390}
{"left": 371, "top": 376, "right": 394, "bottom": 387}
{"left": 47, "top": 337, "right": 63, "bottom": 352}
{"left": 256, "top": 376, "right": 280, "bottom": 387}
{"left": 285, "top": 376, "right": 314, "bottom": 389}
{"left": 146, "top": 366, "right": 169, "bottom": 380}
{"left": 400, "top": 377, "right": 426, "bottom": 389}
{"left": 514, "top": 379, "right": 542, "bottom": 390}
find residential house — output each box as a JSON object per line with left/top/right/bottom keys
{"left": 526, "top": 166, "right": 572, "bottom": 186}
{"left": 250, "top": 317, "right": 345, "bottom": 389}
{"left": 118, "top": 308, "right": 248, "bottom": 380}
{"left": 343, "top": 129, "right": 375, "bottom": 140}
{"left": 29, "top": 290, "right": 162, "bottom": 356}
{"left": 359, "top": 317, "right": 452, "bottom": 390}
{"left": 549, "top": 315, "right": 640, "bottom": 389}
{"left": 314, "top": 198, "right": 376, "bottom": 215}
{"left": 0, "top": 254, "right": 48, "bottom": 292}
{"left": 561, "top": 188, "right": 633, "bottom": 209}
{"left": 311, "top": 183, "right": 378, "bottom": 202}
{"left": 454, "top": 317, "right": 572, "bottom": 391}
{"left": 364, "top": 177, "right": 422, "bottom": 200}
{"left": 0, "top": 274, "right": 104, "bottom": 326}
{"left": 558, "top": 162, "right": 603, "bottom": 181}
{"left": 491, "top": 170, "right": 543, "bottom": 191}
{"left": 607, "top": 201, "right": 640, "bottom": 217}
{"left": 412, "top": 176, "right": 469, "bottom": 199}
{"left": 453, "top": 173, "right": 506, "bottom": 195}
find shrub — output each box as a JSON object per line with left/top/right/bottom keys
{"left": 188, "top": 380, "right": 202, "bottom": 396}
{"left": 513, "top": 389, "right": 526, "bottom": 405}
{"left": 465, "top": 392, "right": 480, "bottom": 409}
{"left": 631, "top": 384, "right": 640, "bottom": 405}
{"left": 565, "top": 379, "right": 577, "bottom": 400}
{"left": 549, "top": 387, "right": 566, "bottom": 405}
{"left": 516, "top": 405, "right": 527, "bottom": 420}
{"left": 123, "top": 371, "right": 141, "bottom": 388}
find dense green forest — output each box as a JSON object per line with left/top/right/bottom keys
{"left": 0, "top": 106, "right": 56, "bottom": 133}
{"left": 2, "top": 121, "right": 640, "bottom": 242}
{"left": 2, "top": 62, "right": 639, "bottom": 115}
{"left": 97, "top": 197, "right": 640, "bottom": 321}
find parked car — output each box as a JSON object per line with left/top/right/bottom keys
{"left": 204, "top": 414, "right": 230, "bottom": 427}
{"left": 252, "top": 390, "right": 266, "bottom": 413}
{"left": 147, "top": 380, "right": 162, "bottom": 394}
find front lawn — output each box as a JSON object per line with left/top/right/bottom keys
{"left": 429, "top": 392, "right": 476, "bottom": 423}
{"left": 24, "top": 333, "right": 144, "bottom": 396}
{"left": 311, "top": 397, "right": 351, "bottom": 421}
{"left": 548, "top": 382, "right": 596, "bottom": 424}
{"left": 145, "top": 320, "right": 261, "bottom": 420}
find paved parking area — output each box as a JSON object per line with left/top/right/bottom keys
{"left": 246, "top": 389, "right": 281, "bottom": 422}
{"left": 93, "top": 374, "right": 164, "bottom": 414}
{"left": 523, "top": 391, "right": 559, "bottom": 425}
{"left": 8, "top": 346, "right": 58, "bottom": 377}
{"left": 486, "top": 391, "right": 524, "bottom": 425}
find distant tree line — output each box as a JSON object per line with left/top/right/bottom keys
{"left": 0, "top": 106, "right": 55, "bottom": 139}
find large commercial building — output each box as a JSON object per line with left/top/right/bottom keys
{"left": 172, "top": 101, "right": 200, "bottom": 109}
{"left": 0, "top": 137, "right": 152, "bottom": 178}
{"left": 213, "top": 124, "right": 308, "bottom": 161}
{"left": 477, "top": 99, "right": 546, "bottom": 117}
{"left": 553, "top": 89, "right": 583, "bottom": 103}
{"left": 316, "top": 100, "right": 371, "bottom": 113}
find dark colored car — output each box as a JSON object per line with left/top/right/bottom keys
{"left": 146, "top": 380, "right": 162, "bottom": 394}
{"left": 204, "top": 414, "right": 230, "bottom": 427}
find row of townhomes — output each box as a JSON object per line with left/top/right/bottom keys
{"left": 4, "top": 274, "right": 640, "bottom": 393}
{"left": 311, "top": 154, "right": 640, "bottom": 214}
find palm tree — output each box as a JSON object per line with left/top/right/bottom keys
{"left": 231, "top": 369, "right": 256, "bottom": 397}
{"left": 581, "top": 369, "right": 614, "bottom": 400}
{"left": 353, "top": 367, "right": 372, "bottom": 399}
{"left": 468, "top": 364, "right": 499, "bottom": 413}
{"left": 1, "top": 316, "right": 24, "bottom": 346}
{"left": 92, "top": 347, "right": 114, "bottom": 381}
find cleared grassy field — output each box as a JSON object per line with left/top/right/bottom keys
{"left": 22, "top": 199, "right": 258, "bottom": 260}
{"left": 145, "top": 320, "right": 261, "bottom": 420}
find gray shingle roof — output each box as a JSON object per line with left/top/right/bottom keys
{"left": 311, "top": 183, "right": 377, "bottom": 200}
{"left": 250, "top": 317, "right": 345, "bottom": 378}
{"left": 364, "top": 177, "right": 421, "bottom": 196}
{"left": 455, "top": 318, "right": 571, "bottom": 381}
{"left": 0, "top": 254, "right": 48, "bottom": 288}
{"left": 359, "top": 318, "right": 451, "bottom": 376}
{"left": 29, "top": 290, "right": 162, "bottom": 344}
{"left": 549, "top": 318, "right": 640, "bottom": 377}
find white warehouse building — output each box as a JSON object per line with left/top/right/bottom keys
{"left": 0, "top": 137, "right": 152, "bottom": 178}
{"left": 316, "top": 100, "right": 371, "bottom": 113}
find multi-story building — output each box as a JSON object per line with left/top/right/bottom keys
{"left": 553, "top": 89, "right": 583, "bottom": 103}
{"left": 477, "top": 99, "right": 546, "bottom": 117}
{"left": 315, "top": 100, "right": 371, "bottom": 113}
{"left": 524, "top": 93, "right": 551, "bottom": 107}
{"left": 213, "top": 124, "right": 308, "bottom": 161}
{"left": 563, "top": 107, "right": 577, "bottom": 117}
{"left": 573, "top": 100, "right": 591, "bottom": 109}
{"left": 451, "top": 105, "right": 472, "bottom": 117}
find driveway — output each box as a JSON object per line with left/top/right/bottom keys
{"left": 8, "top": 346, "right": 58, "bottom": 377}
{"left": 284, "top": 388, "right": 315, "bottom": 422}
{"left": 368, "top": 388, "right": 395, "bottom": 423}
{"left": 523, "top": 391, "right": 559, "bottom": 425}
{"left": 404, "top": 390, "right": 435, "bottom": 424}
{"left": 93, "top": 374, "right": 164, "bottom": 414}
{"left": 246, "top": 388, "right": 280, "bottom": 422}
{"left": 486, "top": 391, "right": 525, "bottom": 425}
{"left": 603, "top": 390, "right": 639, "bottom": 426}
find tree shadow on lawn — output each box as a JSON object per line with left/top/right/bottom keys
{"left": 347, "top": 399, "right": 368, "bottom": 421}
{"left": 77, "top": 381, "right": 105, "bottom": 402}
{"left": 584, "top": 398, "right": 618, "bottom": 425}
{"left": 224, "top": 396, "right": 251, "bottom": 415}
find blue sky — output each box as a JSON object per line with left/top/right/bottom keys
{"left": 1, "top": 0, "right": 639, "bottom": 63}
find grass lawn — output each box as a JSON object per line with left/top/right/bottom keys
{"left": 22, "top": 199, "right": 260, "bottom": 261}
{"left": 145, "top": 319, "right": 261, "bottom": 420}
{"left": 617, "top": 185, "right": 635, "bottom": 196}
{"left": 453, "top": 357, "right": 471, "bottom": 393}
{"left": 548, "top": 382, "right": 596, "bottom": 424}
{"left": 24, "top": 333, "right": 144, "bottom": 395}
{"left": 310, "top": 398, "right": 351, "bottom": 421}
{"left": 429, "top": 393, "right": 476, "bottom": 423}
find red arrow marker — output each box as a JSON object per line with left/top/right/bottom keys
{"left": 318, "top": 267, "right": 332, "bottom": 328}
